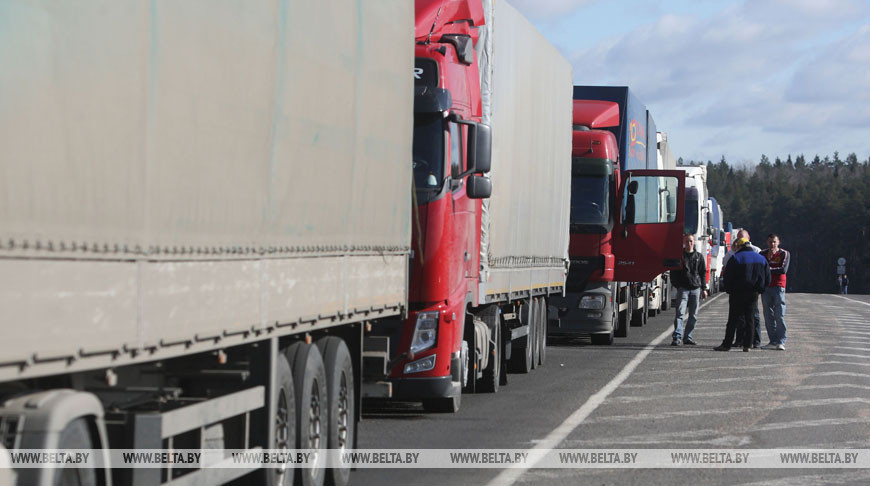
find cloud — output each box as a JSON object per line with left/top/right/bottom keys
{"left": 561, "top": 0, "right": 870, "bottom": 160}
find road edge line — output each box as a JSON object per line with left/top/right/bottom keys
{"left": 485, "top": 292, "right": 725, "bottom": 486}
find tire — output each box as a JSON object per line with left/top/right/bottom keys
{"left": 662, "top": 281, "right": 671, "bottom": 311}
{"left": 315, "top": 337, "right": 354, "bottom": 486}
{"left": 508, "top": 300, "right": 534, "bottom": 374}
{"left": 592, "top": 305, "right": 616, "bottom": 345}
{"left": 422, "top": 394, "right": 460, "bottom": 413}
{"left": 529, "top": 298, "right": 539, "bottom": 370}
{"left": 537, "top": 298, "right": 547, "bottom": 367}
{"left": 266, "top": 353, "right": 296, "bottom": 486}
{"left": 631, "top": 289, "right": 648, "bottom": 327}
{"left": 616, "top": 297, "right": 629, "bottom": 338}
{"left": 286, "top": 342, "right": 328, "bottom": 486}
{"left": 478, "top": 311, "right": 501, "bottom": 393}
{"left": 53, "top": 418, "right": 97, "bottom": 486}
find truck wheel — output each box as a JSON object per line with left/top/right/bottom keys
{"left": 508, "top": 300, "right": 533, "bottom": 374}
{"left": 631, "top": 290, "right": 648, "bottom": 327}
{"left": 530, "top": 298, "right": 539, "bottom": 370}
{"left": 537, "top": 297, "right": 547, "bottom": 367}
{"left": 662, "top": 282, "right": 671, "bottom": 311}
{"left": 478, "top": 316, "right": 501, "bottom": 393}
{"left": 616, "top": 303, "right": 629, "bottom": 338}
{"left": 316, "top": 337, "right": 354, "bottom": 486}
{"left": 268, "top": 353, "right": 296, "bottom": 486}
{"left": 422, "top": 394, "right": 460, "bottom": 413}
{"left": 287, "top": 342, "right": 328, "bottom": 486}
{"left": 53, "top": 418, "right": 97, "bottom": 486}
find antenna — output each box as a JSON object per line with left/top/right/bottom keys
{"left": 426, "top": 5, "right": 443, "bottom": 45}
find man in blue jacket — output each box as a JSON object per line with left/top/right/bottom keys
{"left": 715, "top": 237, "right": 771, "bottom": 352}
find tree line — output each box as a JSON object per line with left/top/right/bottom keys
{"left": 685, "top": 153, "right": 870, "bottom": 294}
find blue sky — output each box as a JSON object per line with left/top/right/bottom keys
{"left": 510, "top": 0, "right": 870, "bottom": 165}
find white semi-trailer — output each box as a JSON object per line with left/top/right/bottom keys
{"left": 0, "top": 1, "right": 413, "bottom": 485}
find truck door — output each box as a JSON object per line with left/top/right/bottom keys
{"left": 612, "top": 169, "right": 686, "bottom": 282}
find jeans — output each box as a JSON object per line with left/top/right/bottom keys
{"left": 673, "top": 287, "right": 700, "bottom": 341}
{"left": 722, "top": 292, "right": 758, "bottom": 349}
{"left": 762, "top": 286, "right": 787, "bottom": 345}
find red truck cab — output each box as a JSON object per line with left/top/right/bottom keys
{"left": 551, "top": 98, "right": 687, "bottom": 344}
{"left": 365, "top": 0, "right": 492, "bottom": 412}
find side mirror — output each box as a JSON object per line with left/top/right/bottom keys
{"left": 666, "top": 194, "right": 676, "bottom": 217}
{"left": 706, "top": 224, "right": 713, "bottom": 237}
{"left": 467, "top": 123, "right": 492, "bottom": 174}
{"left": 466, "top": 174, "right": 491, "bottom": 199}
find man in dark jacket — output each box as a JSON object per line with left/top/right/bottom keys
{"left": 671, "top": 233, "right": 708, "bottom": 346}
{"left": 715, "top": 237, "right": 771, "bottom": 352}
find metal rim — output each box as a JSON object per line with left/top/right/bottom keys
{"left": 337, "top": 372, "right": 349, "bottom": 450}
{"left": 308, "top": 379, "right": 323, "bottom": 476}
{"left": 274, "top": 387, "right": 291, "bottom": 483}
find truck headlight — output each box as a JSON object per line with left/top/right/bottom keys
{"left": 410, "top": 311, "right": 439, "bottom": 354}
{"left": 404, "top": 355, "right": 436, "bottom": 374}
{"left": 579, "top": 295, "right": 606, "bottom": 310}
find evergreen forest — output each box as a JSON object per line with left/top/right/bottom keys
{"left": 689, "top": 153, "right": 870, "bottom": 294}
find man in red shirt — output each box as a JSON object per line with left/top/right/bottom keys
{"left": 760, "top": 234, "right": 790, "bottom": 350}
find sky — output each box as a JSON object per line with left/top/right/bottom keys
{"left": 509, "top": 0, "right": 870, "bottom": 166}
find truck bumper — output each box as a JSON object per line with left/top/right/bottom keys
{"left": 390, "top": 375, "right": 461, "bottom": 400}
{"left": 549, "top": 288, "right": 613, "bottom": 335}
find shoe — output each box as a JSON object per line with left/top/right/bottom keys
{"left": 671, "top": 338, "right": 682, "bottom": 346}
{"left": 752, "top": 344, "right": 760, "bottom": 349}
{"left": 760, "top": 343, "right": 776, "bottom": 350}
{"left": 713, "top": 345, "right": 730, "bottom": 351}
{"left": 743, "top": 347, "right": 750, "bottom": 352}
{"left": 684, "top": 339, "right": 697, "bottom": 346}
{"left": 776, "top": 344, "right": 785, "bottom": 351}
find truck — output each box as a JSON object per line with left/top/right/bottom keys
{"left": 646, "top": 132, "right": 679, "bottom": 315}
{"left": 549, "top": 86, "right": 687, "bottom": 345}
{"left": 363, "top": 0, "right": 573, "bottom": 412}
{"left": 672, "top": 163, "right": 713, "bottom": 300}
{"left": 708, "top": 197, "right": 728, "bottom": 293}
{"left": 0, "top": 1, "right": 413, "bottom": 485}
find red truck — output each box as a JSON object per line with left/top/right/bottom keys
{"left": 549, "top": 87, "right": 687, "bottom": 345}
{"left": 364, "top": 0, "right": 573, "bottom": 412}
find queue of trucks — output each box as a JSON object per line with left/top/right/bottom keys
{"left": 0, "top": 0, "right": 727, "bottom": 485}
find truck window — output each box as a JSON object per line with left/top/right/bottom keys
{"left": 413, "top": 113, "right": 445, "bottom": 201}
{"left": 570, "top": 175, "right": 609, "bottom": 225}
{"left": 624, "top": 175, "right": 679, "bottom": 224}
{"left": 684, "top": 197, "right": 699, "bottom": 234}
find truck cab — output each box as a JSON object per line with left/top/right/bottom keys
{"left": 552, "top": 94, "right": 687, "bottom": 345}
{"left": 365, "top": 0, "right": 492, "bottom": 412}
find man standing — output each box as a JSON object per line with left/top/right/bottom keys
{"left": 724, "top": 229, "right": 763, "bottom": 348}
{"left": 761, "top": 234, "right": 790, "bottom": 350}
{"left": 715, "top": 238, "right": 770, "bottom": 352}
{"left": 842, "top": 274, "right": 849, "bottom": 294}
{"left": 672, "top": 234, "right": 708, "bottom": 346}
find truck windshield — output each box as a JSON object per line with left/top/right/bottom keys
{"left": 684, "top": 198, "right": 699, "bottom": 235}
{"left": 570, "top": 175, "right": 609, "bottom": 225}
{"left": 413, "top": 113, "right": 444, "bottom": 202}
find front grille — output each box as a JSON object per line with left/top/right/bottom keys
{"left": 0, "top": 414, "right": 23, "bottom": 449}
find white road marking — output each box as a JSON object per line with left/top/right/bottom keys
{"left": 743, "top": 470, "right": 870, "bottom": 486}
{"left": 819, "top": 360, "right": 870, "bottom": 367}
{"left": 795, "top": 383, "right": 870, "bottom": 392}
{"left": 805, "top": 371, "right": 870, "bottom": 379}
{"left": 589, "top": 397, "right": 870, "bottom": 424}
{"left": 832, "top": 294, "right": 870, "bottom": 306}
{"left": 485, "top": 295, "right": 726, "bottom": 486}
{"left": 828, "top": 353, "right": 870, "bottom": 360}
{"left": 565, "top": 417, "right": 870, "bottom": 447}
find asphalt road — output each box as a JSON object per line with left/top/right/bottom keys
{"left": 356, "top": 293, "right": 870, "bottom": 485}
